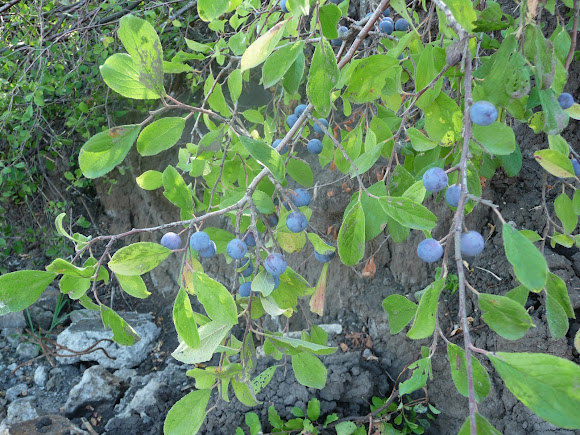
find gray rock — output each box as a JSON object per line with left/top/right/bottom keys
{"left": 34, "top": 365, "right": 49, "bottom": 387}
{"left": 16, "top": 342, "right": 40, "bottom": 359}
{"left": 28, "top": 306, "right": 54, "bottom": 331}
{"left": 56, "top": 309, "right": 160, "bottom": 369}
{"left": 3, "top": 414, "right": 87, "bottom": 435}
{"left": 0, "top": 397, "right": 39, "bottom": 432}
{"left": 63, "top": 365, "right": 122, "bottom": 415}
{"left": 1, "top": 329, "right": 21, "bottom": 347}
{"left": 318, "top": 323, "right": 343, "bottom": 335}
{"left": 5, "top": 384, "right": 28, "bottom": 402}
{"left": 114, "top": 367, "right": 137, "bottom": 381}
{"left": 0, "top": 311, "right": 26, "bottom": 330}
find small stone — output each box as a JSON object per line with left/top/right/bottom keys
{"left": 6, "top": 383, "right": 28, "bottom": 402}
{"left": 318, "top": 324, "right": 343, "bottom": 335}
{"left": 7, "top": 414, "right": 87, "bottom": 435}
{"left": 0, "top": 311, "right": 26, "bottom": 330}
{"left": 34, "top": 365, "right": 49, "bottom": 388}
{"left": 63, "top": 365, "right": 122, "bottom": 415}
{"left": 0, "top": 397, "right": 39, "bottom": 428}
{"left": 57, "top": 310, "right": 160, "bottom": 369}
{"left": 16, "top": 342, "right": 40, "bottom": 359}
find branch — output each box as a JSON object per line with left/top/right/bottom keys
{"left": 566, "top": 0, "right": 579, "bottom": 70}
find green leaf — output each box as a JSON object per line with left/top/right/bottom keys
{"left": 241, "top": 21, "right": 287, "bottom": 72}
{"left": 499, "top": 142, "right": 523, "bottom": 177}
{"left": 163, "top": 165, "right": 194, "bottom": 219}
{"left": 502, "top": 224, "right": 548, "bottom": 292}
{"left": 292, "top": 352, "right": 327, "bottom": 388}
{"left": 310, "top": 325, "right": 328, "bottom": 346}
{"left": 172, "top": 321, "right": 232, "bottom": 364}
{"left": 524, "top": 25, "right": 555, "bottom": 90}
{"left": 345, "top": 183, "right": 389, "bottom": 241}
{"left": 228, "top": 69, "right": 243, "bottom": 103}
{"left": 136, "top": 170, "right": 163, "bottom": 190}
{"left": 136, "top": 117, "right": 185, "bottom": 156}
{"left": 447, "top": 343, "right": 491, "bottom": 403}
{"left": 444, "top": 0, "right": 476, "bottom": 31}
{"left": 538, "top": 88, "right": 569, "bottom": 135}
{"left": 545, "top": 272, "right": 574, "bottom": 339}
{"left": 283, "top": 52, "right": 305, "bottom": 95}
{"left": 554, "top": 193, "right": 577, "bottom": 234}
{"left": 382, "top": 295, "right": 418, "bottom": 334}
{"left": 399, "top": 356, "right": 431, "bottom": 395}
{"left": 252, "top": 190, "right": 275, "bottom": 214}
{"left": 173, "top": 288, "right": 200, "bottom": 349}
{"left": 472, "top": 123, "right": 516, "bottom": 155}
{"left": 478, "top": 293, "right": 534, "bottom": 340}
{"left": 458, "top": 413, "right": 502, "bottom": 435}
{"left": 46, "top": 258, "right": 94, "bottom": 278}
{"left": 379, "top": 196, "right": 437, "bottom": 230}
{"left": 534, "top": 149, "right": 575, "bottom": 178}
{"left": 307, "top": 39, "right": 339, "bottom": 117}
{"left": 488, "top": 352, "right": 580, "bottom": 429}
{"left": 407, "top": 279, "right": 445, "bottom": 339}
{"left": 232, "top": 378, "right": 259, "bottom": 406}
{"left": 263, "top": 332, "right": 337, "bottom": 355}
{"left": 343, "top": 55, "right": 399, "bottom": 104}
{"left": 287, "top": 159, "right": 313, "bottom": 187}
{"left": 407, "top": 128, "right": 438, "bottom": 152}
{"left": 239, "top": 137, "right": 285, "bottom": 183}
{"left": 335, "top": 421, "right": 358, "bottom": 435}
{"left": 252, "top": 270, "right": 276, "bottom": 297}
{"left": 519, "top": 230, "right": 543, "bottom": 242}
{"left": 319, "top": 4, "right": 341, "bottom": 39}
{"left": 100, "top": 54, "right": 162, "bottom": 99}
{"left": 245, "top": 412, "right": 262, "bottom": 435}
{"left": 191, "top": 272, "right": 238, "bottom": 325}
{"left": 198, "top": 0, "right": 229, "bottom": 21}
{"left": 116, "top": 274, "right": 150, "bottom": 299}
{"left": 307, "top": 233, "right": 335, "bottom": 255}
{"left": 0, "top": 271, "right": 57, "bottom": 315}
{"left": 252, "top": 366, "right": 277, "bottom": 394}
{"left": 337, "top": 199, "right": 365, "bottom": 266}
{"left": 242, "top": 109, "right": 264, "bottom": 124}
{"left": 108, "top": 242, "right": 171, "bottom": 276}
{"left": 117, "top": 15, "right": 164, "bottom": 97}
{"left": 546, "top": 272, "right": 575, "bottom": 318}
{"left": 101, "top": 306, "right": 140, "bottom": 346}
{"left": 204, "top": 74, "right": 231, "bottom": 117}
{"left": 287, "top": 0, "right": 309, "bottom": 16}
{"left": 262, "top": 41, "right": 305, "bottom": 88}
{"left": 78, "top": 125, "right": 141, "bottom": 179}
{"left": 307, "top": 398, "right": 321, "bottom": 421}
{"left": 548, "top": 134, "right": 569, "bottom": 155}
{"left": 505, "top": 285, "right": 529, "bottom": 306}
{"left": 164, "top": 389, "right": 210, "bottom": 435}
{"left": 59, "top": 275, "right": 91, "bottom": 300}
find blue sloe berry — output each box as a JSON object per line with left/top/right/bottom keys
{"left": 461, "top": 231, "right": 485, "bottom": 257}
{"left": 395, "top": 18, "right": 409, "bottom": 31}
{"left": 190, "top": 231, "right": 211, "bottom": 252}
{"left": 280, "top": 0, "right": 288, "bottom": 12}
{"left": 264, "top": 253, "right": 287, "bottom": 276}
{"left": 313, "top": 118, "right": 329, "bottom": 134}
{"left": 286, "top": 211, "right": 307, "bottom": 232}
{"left": 242, "top": 230, "right": 259, "bottom": 247}
{"left": 198, "top": 241, "right": 216, "bottom": 258}
{"left": 422, "top": 167, "right": 448, "bottom": 193}
{"left": 445, "top": 184, "right": 462, "bottom": 207}
{"left": 272, "top": 139, "right": 288, "bottom": 154}
{"left": 417, "top": 239, "right": 443, "bottom": 263}
{"left": 307, "top": 139, "right": 323, "bottom": 154}
{"left": 160, "top": 232, "right": 181, "bottom": 250}
{"left": 266, "top": 213, "right": 279, "bottom": 227}
{"left": 239, "top": 282, "right": 252, "bottom": 297}
{"left": 290, "top": 188, "right": 311, "bottom": 207}
{"left": 227, "top": 239, "right": 248, "bottom": 259}
{"left": 294, "top": 104, "right": 307, "bottom": 117}
{"left": 338, "top": 26, "right": 349, "bottom": 38}
{"left": 287, "top": 114, "right": 298, "bottom": 128}
{"left": 572, "top": 158, "right": 580, "bottom": 176}
{"left": 379, "top": 19, "right": 394, "bottom": 34}
{"left": 558, "top": 93, "right": 575, "bottom": 110}
{"left": 470, "top": 101, "right": 498, "bottom": 126}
